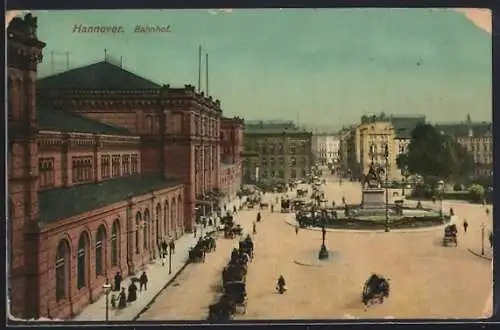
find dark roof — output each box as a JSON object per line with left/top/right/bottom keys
{"left": 245, "top": 123, "right": 311, "bottom": 135}
{"left": 435, "top": 123, "right": 492, "bottom": 137}
{"left": 38, "top": 175, "right": 182, "bottom": 223}
{"left": 37, "top": 106, "right": 133, "bottom": 135}
{"left": 37, "top": 61, "right": 162, "bottom": 90}
{"left": 390, "top": 116, "right": 426, "bottom": 138}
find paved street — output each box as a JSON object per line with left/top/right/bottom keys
{"left": 137, "top": 178, "right": 493, "bottom": 320}
{"left": 73, "top": 198, "right": 245, "bottom": 321}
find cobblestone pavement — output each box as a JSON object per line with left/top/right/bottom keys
{"left": 135, "top": 179, "right": 493, "bottom": 320}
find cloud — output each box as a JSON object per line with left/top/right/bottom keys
{"left": 454, "top": 8, "right": 491, "bottom": 34}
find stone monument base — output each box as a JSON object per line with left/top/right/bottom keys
{"left": 362, "top": 189, "right": 385, "bottom": 209}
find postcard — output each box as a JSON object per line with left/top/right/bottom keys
{"left": 6, "top": 8, "right": 492, "bottom": 322}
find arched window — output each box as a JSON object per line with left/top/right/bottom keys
{"left": 156, "top": 203, "right": 161, "bottom": 242}
{"left": 111, "top": 220, "right": 119, "bottom": 266}
{"left": 55, "top": 239, "right": 70, "bottom": 301}
{"left": 164, "top": 201, "right": 169, "bottom": 237}
{"left": 135, "top": 212, "right": 141, "bottom": 254}
{"left": 95, "top": 225, "right": 106, "bottom": 277}
{"left": 143, "top": 209, "right": 150, "bottom": 250}
{"left": 171, "top": 199, "right": 176, "bottom": 232}
{"left": 177, "top": 196, "right": 183, "bottom": 228}
{"left": 77, "top": 233, "right": 88, "bottom": 289}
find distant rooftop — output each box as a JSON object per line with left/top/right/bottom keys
{"left": 244, "top": 120, "right": 311, "bottom": 134}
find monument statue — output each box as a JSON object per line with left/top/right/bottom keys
{"left": 362, "top": 163, "right": 382, "bottom": 189}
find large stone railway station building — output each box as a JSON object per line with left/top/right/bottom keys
{"left": 7, "top": 14, "right": 243, "bottom": 320}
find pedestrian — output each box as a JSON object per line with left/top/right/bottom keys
{"left": 118, "top": 287, "right": 127, "bottom": 309}
{"left": 169, "top": 239, "right": 175, "bottom": 254}
{"left": 252, "top": 221, "right": 257, "bottom": 235}
{"left": 489, "top": 231, "right": 493, "bottom": 248}
{"left": 256, "top": 212, "right": 261, "bottom": 223}
{"left": 208, "top": 217, "right": 213, "bottom": 227}
{"left": 139, "top": 271, "right": 148, "bottom": 292}
{"left": 194, "top": 226, "right": 197, "bottom": 238}
{"left": 271, "top": 204, "right": 274, "bottom": 213}
{"left": 233, "top": 205, "right": 237, "bottom": 214}
{"left": 486, "top": 208, "right": 490, "bottom": 216}
{"left": 295, "top": 224, "right": 299, "bottom": 235}
{"left": 127, "top": 281, "right": 137, "bottom": 302}
{"left": 114, "top": 271, "right": 122, "bottom": 292}
{"left": 463, "top": 219, "right": 469, "bottom": 233}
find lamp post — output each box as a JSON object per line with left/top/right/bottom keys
{"left": 168, "top": 243, "right": 173, "bottom": 274}
{"left": 481, "top": 222, "right": 485, "bottom": 256}
{"left": 384, "top": 144, "right": 390, "bottom": 233}
{"left": 318, "top": 199, "right": 329, "bottom": 260}
{"left": 103, "top": 281, "right": 112, "bottom": 322}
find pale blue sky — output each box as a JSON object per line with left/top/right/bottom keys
{"left": 32, "top": 9, "right": 492, "bottom": 126}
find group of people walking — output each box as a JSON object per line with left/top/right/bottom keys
{"left": 112, "top": 271, "right": 149, "bottom": 309}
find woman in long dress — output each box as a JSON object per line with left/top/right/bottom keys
{"left": 127, "top": 281, "right": 138, "bottom": 302}
{"left": 118, "top": 288, "right": 127, "bottom": 309}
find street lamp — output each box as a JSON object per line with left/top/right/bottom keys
{"left": 318, "top": 199, "right": 329, "bottom": 260}
{"left": 169, "top": 242, "right": 173, "bottom": 274}
{"left": 481, "top": 222, "right": 485, "bottom": 256}
{"left": 103, "top": 281, "right": 112, "bottom": 322}
{"left": 384, "top": 144, "right": 390, "bottom": 233}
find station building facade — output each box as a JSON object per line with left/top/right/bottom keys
{"left": 7, "top": 14, "right": 242, "bottom": 320}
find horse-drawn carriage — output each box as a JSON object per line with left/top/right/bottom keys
{"left": 239, "top": 236, "right": 254, "bottom": 259}
{"left": 297, "top": 189, "right": 308, "bottom": 198}
{"left": 224, "top": 224, "right": 243, "bottom": 238}
{"left": 362, "top": 273, "right": 390, "bottom": 306}
{"left": 223, "top": 281, "right": 247, "bottom": 314}
{"left": 281, "top": 199, "right": 291, "bottom": 213}
{"left": 222, "top": 262, "right": 247, "bottom": 284}
{"left": 208, "top": 294, "right": 236, "bottom": 321}
{"left": 443, "top": 224, "right": 458, "bottom": 247}
{"left": 188, "top": 245, "right": 205, "bottom": 263}
{"left": 259, "top": 202, "right": 269, "bottom": 209}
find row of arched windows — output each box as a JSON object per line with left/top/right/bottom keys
{"left": 55, "top": 221, "right": 120, "bottom": 301}
{"left": 54, "top": 196, "right": 184, "bottom": 302}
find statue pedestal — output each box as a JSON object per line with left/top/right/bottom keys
{"left": 362, "top": 189, "right": 385, "bottom": 209}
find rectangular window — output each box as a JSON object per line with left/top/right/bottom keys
{"left": 39, "top": 158, "right": 55, "bottom": 188}
{"left": 122, "top": 155, "right": 130, "bottom": 176}
{"left": 112, "top": 155, "right": 121, "bottom": 177}
{"left": 72, "top": 156, "right": 93, "bottom": 183}
{"left": 131, "top": 154, "right": 139, "bottom": 174}
{"left": 100, "top": 155, "right": 110, "bottom": 179}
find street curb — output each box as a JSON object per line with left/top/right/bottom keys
{"left": 132, "top": 259, "right": 191, "bottom": 321}
{"left": 284, "top": 216, "right": 447, "bottom": 234}
{"left": 467, "top": 248, "right": 493, "bottom": 261}
{"left": 132, "top": 225, "right": 221, "bottom": 321}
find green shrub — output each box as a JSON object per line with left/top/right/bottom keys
{"left": 469, "top": 184, "right": 485, "bottom": 203}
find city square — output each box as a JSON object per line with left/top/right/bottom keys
{"left": 7, "top": 9, "right": 492, "bottom": 322}
{"left": 138, "top": 175, "right": 492, "bottom": 320}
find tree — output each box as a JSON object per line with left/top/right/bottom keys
{"left": 405, "top": 124, "right": 473, "bottom": 182}
{"left": 406, "top": 124, "right": 453, "bottom": 180}
{"left": 469, "top": 184, "right": 485, "bottom": 203}
{"left": 396, "top": 153, "right": 409, "bottom": 171}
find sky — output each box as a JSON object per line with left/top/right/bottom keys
{"left": 8, "top": 9, "right": 492, "bottom": 127}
